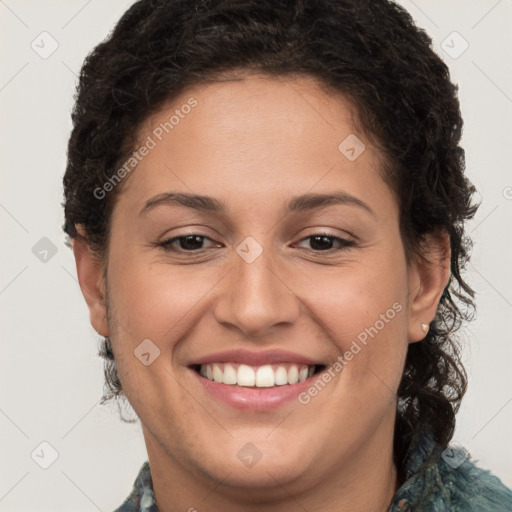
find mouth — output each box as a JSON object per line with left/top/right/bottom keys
{"left": 190, "top": 362, "right": 327, "bottom": 388}
{"left": 187, "top": 348, "right": 331, "bottom": 410}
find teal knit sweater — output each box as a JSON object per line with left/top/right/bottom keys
{"left": 115, "top": 430, "right": 512, "bottom": 511}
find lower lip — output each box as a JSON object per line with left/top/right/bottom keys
{"left": 190, "top": 368, "right": 318, "bottom": 410}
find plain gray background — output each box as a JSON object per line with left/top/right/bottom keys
{"left": 1, "top": 1, "right": 511, "bottom": 510}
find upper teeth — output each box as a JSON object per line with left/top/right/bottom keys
{"left": 199, "top": 363, "right": 315, "bottom": 387}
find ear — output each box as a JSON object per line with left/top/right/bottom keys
{"left": 407, "top": 231, "right": 451, "bottom": 343}
{"left": 71, "top": 226, "right": 110, "bottom": 337}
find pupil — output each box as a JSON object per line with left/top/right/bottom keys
{"left": 181, "top": 235, "right": 203, "bottom": 250}
{"left": 311, "top": 235, "right": 332, "bottom": 251}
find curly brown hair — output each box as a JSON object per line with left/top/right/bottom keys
{"left": 62, "top": 0, "right": 478, "bottom": 482}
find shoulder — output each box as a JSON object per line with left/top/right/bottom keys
{"left": 390, "top": 433, "right": 512, "bottom": 512}
{"left": 436, "top": 445, "right": 512, "bottom": 512}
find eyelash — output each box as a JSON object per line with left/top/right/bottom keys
{"left": 158, "top": 231, "right": 355, "bottom": 254}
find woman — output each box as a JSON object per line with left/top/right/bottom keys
{"left": 63, "top": 0, "right": 512, "bottom": 510}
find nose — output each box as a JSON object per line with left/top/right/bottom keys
{"left": 212, "top": 242, "right": 302, "bottom": 338}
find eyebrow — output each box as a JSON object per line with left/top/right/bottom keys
{"left": 139, "top": 190, "right": 376, "bottom": 217}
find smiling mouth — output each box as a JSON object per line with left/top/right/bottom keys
{"left": 191, "top": 362, "right": 326, "bottom": 388}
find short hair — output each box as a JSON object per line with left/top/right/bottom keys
{"left": 62, "top": 0, "right": 478, "bottom": 481}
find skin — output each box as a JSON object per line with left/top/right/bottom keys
{"left": 73, "top": 73, "right": 450, "bottom": 512}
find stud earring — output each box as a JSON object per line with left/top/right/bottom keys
{"left": 421, "top": 323, "right": 429, "bottom": 333}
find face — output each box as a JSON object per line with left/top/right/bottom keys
{"left": 75, "top": 73, "right": 446, "bottom": 499}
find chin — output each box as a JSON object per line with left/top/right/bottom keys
{"left": 194, "top": 434, "right": 318, "bottom": 490}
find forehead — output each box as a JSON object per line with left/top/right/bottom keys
{"left": 113, "top": 73, "right": 392, "bottom": 218}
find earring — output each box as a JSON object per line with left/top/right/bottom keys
{"left": 421, "top": 323, "right": 429, "bottom": 333}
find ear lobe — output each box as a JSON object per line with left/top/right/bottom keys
{"left": 71, "top": 229, "right": 110, "bottom": 337}
{"left": 408, "top": 232, "right": 451, "bottom": 343}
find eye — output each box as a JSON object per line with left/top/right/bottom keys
{"left": 158, "top": 234, "right": 220, "bottom": 252}
{"left": 158, "top": 231, "right": 354, "bottom": 254}
{"left": 295, "top": 232, "right": 355, "bottom": 252}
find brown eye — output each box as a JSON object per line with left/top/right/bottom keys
{"left": 296, "top": 232, "right": 355, "bottom": 252}
{"left": 159, "top": 234, "right": 218, "bottom": 252}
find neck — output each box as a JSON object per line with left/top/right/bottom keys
{"left": 145, "top": 414, "right": 398, "bottom": 512}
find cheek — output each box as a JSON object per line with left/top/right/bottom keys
{"left": 103, "top": 259, "right": 216, "bottom": 424}
{"left": 297, "top": 253, "right": 410, "bottom": 387}
{"left": 106, "top": 248, "right": 223, "bottom": 346}
{"left": 300, "top": 256, "right": 408, "bottom": 333}
{"left": 102, "top": 245, "right": 224, "bottom": 406}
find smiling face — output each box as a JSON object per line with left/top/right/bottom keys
{"left": 74, "top": 73, "right": 449, "bottom": 508}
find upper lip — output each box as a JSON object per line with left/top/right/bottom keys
{"left": 189, "top": 348, "right": 324, "bottom": 367}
